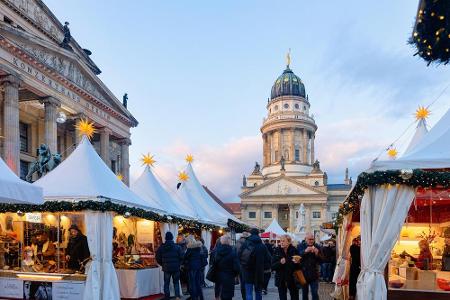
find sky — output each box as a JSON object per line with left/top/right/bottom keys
{"left": 45, "top": 1, "right": 450, "bottom": 202}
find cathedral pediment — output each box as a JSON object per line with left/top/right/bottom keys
{"left": 240, "top": 176, "right": 327, "bottom": 198}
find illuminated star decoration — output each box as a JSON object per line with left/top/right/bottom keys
{"left": 415, "top": 106, "right": 430, "bottom": 120}
{"left": 185, "top": 154, "right": 194, "bottom": 163}
{"left": 141, "top": 153, "right": 156, "bottom": 167}
{"left": 116, "top": 173, "right": 124, "bottom": 181}
{"left": 178, "top": 171, "right": 189, "bottom": 182}
{"left": 387, "top": 147, "right": 398, "bottom": 159}
{"left": 75, "top": 119, "right": 96, "bottom": 140}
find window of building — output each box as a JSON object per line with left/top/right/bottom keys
{"left": 295, "top": 149, "right": 300, "bottom": 161}
{"left": 264, "top": 212, "right": 272, "bottom": 219}
{"left": 284, "top": 103, "right": 289, "bottom": 109}
{"left": 312, "top": 211, "right": 321, "bottom": 219}
{"left": 296, "top": 211, "right": 299, "bottom": 219}
{"left": 19, "top": 122, "right": 29, "bottom": 153}
{"left": 315, "top": 181, "right": 320, "bottom": 186}
{"left": 274, "top": 105, "right": 279, "bottom": 111}
{"left": 19, "top": 160, "right": 29, "bottom": 181}
{"left": 111, "top": 160, "right": 117, "bottom": 173}
{"left": 294, "top": 103, "right": 299, "bottom": 109}
{"left": 331, "top": 212, "right": 338, "bottom": 220}
{"left": 248, "top": 211, "right": 256, "bottom": 219}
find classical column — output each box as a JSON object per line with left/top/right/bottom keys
{"left": 40, "top": 97, "right": 60, "bottom": 154}
{"left": 1, "top": 75, "right": 21, "bottom": 174}
{"left": 278, "top": 129, "right": 282, "bottom": 162}
{"left": 0, "top": 91, "right": 3, "bottom": 156}
{"left": 311, "top": 132, "right": 315, "bottom": 164}
{"left": 118, "top": 137, "right": 131, "bottom": 186}
{"left": 262, "top": 133, "right": 268, "bottom": 166}
{"left": 99, "top": 127, "right": 112, "bottom": 168}
{"left": 290, "top": 128, "right": 295, "bottom": 162}
{"left": 302, "top": 129, "right": 308, "bottom": 164}
{"left": 288, "top": 204, "right": 295, "bottom": 232}
{"left": 256, "top": 204, "right": 262, "bottom": 228}
{"left": 305, "top": 204, "right": 312, "bottom": 233}
{"left": 272, "top": 203, "right": 279, "bottom": 222}
{"left": 321, "top": 203, "right": 328, "bottom": 222}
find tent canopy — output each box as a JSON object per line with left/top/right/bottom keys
{"left": 34, "top": 136, "right": 163, "bottom": 212}
{"left": 0, "top": 157, "right": 43, "bottom": 204}
{"left": 264, "top": 218, "right": 286, "bottom": 236}
{"left": 177, "top": 163, "right": 241, "bottom": 227}
{"left": 369, "top": 108, "right": 450, "bottom": 171}
{"left": 131, "top": 166, "right": 194, "bottom": 219}
{"left": 403, "top": 118, "right": 428, "bottom": 156}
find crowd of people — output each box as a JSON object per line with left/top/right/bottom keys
{"left": 156, "top": 229, "right": 337, "bottom": 300}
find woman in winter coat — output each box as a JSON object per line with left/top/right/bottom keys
{"left": 272, "top": 234, "right": 301, "bottom": 300}
{"left": 183, "top": 237, "right": 207, "bottom": 300}
{"left": 212, "top": 235, "right": 240, "bottom": 300}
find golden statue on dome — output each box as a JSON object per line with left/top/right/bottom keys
{"left": 286, "top": 48, "right": 291, "bottom": 68}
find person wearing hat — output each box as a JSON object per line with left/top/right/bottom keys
{"left": 65, "top": 224, "right": 90, "bottom": 271}
{"left": 156, "top": 231, "right": 184, "bottom": 300}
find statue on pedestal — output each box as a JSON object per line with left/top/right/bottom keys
{"left": 60, "top": 22, "right": 73, "bottom": 51}
{"left": 123, "top": 93, "right": 128, "bottom": 108}
{"left": 26, "top": 144, "right": 61, "bottom": 182}
{"left": 280, "top": 156, "right": 286, "bottom": 171}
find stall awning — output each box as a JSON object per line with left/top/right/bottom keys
{"left": 264, "top": 218, "right": 286, "bottom": 237}
{"left": 0, "top": 157, "right": 43, "bottom": 204}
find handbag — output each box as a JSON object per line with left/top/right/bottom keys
{"left": 293, "top": 269, "right": 307, "bottom": 287}
{"left": 206, "top": 264, "right": 217, "bottom": 282}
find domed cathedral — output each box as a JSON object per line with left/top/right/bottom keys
{"left": 239, "top": 52, "right": 351, "bottom": 238}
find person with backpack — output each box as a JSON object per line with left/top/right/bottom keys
{"left": 211, "top": 234, "right": 240, "bottom": 300}
{"left": 238, "top": 228, "right": 268, "bottom": 300}
{"left": 183, "top": 237, "right": 207, "bottom": 300}
{"left": 156, "top": 232, "right": 184, "bottom": 300}
{"left": 236, "top": 232, "right": 250, "bottom": 299}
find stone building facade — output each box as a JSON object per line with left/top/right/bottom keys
{"left": 0, "top": 0, "right": 137, "bottom": 184}
{"left": 240, "top": 59, "right": 351, "bottom": 237}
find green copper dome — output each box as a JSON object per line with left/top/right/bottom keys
{"left": 271, "top": 67, "right": 306, "bottom": 99}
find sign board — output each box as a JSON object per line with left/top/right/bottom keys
{"left": 25, "top": 213, "right": 42, "bottom": 223}
{"left": 136, "top": 220, "right": 154, "bottom": 244}
{"left": 0, "top": 278, "right": 23, "bottom": 298}
{"left": 53, "top": 281, "right": 85, "bottom": 300}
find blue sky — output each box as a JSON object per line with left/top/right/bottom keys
{"left": 45, "top": 1, "right": 450, "bottom": 202}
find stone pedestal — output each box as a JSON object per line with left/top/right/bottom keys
{"left": 100, "top": 128, "right": 111, "bottom": 168}
{"left": 118, "top": 138, "right": 131, "bottom": 186}
{"left": 40, "top": 97, "right": 60, "bottom": 154}
{"left": 1, "top": 75, "right": 21, "bottom": 174}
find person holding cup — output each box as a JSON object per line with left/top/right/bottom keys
{"left": 272, "top": 234, "right": 301, "bottom": 300}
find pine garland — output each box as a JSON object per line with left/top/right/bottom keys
{"left": 410, "top": 0, "right": 450, "bottom": 65}
{"left": 334, "top": 169, "right": 450, "bottom": 225}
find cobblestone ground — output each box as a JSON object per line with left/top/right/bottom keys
{"left": 198, "top": 278, "right": 335, "bottom": 300}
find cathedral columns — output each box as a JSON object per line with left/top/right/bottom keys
{"left": 321, "top": 204, "right": 328, "bottom": 222}
{"left": 278, "top": 129, "right": 282, "bottom": 162}
{"left": 305, "top": 204, "right": 312, "bottom": 233}
{"left": 302, "top": 129, "right": 308, "bottom": 164}
{"left": 99, "top": 127, "right": 111, "bottom": 168}
{"left": 256, "top": 204, "right": 262, "bottom": 228}
{"left": 311, "top": 133, "right": 315, "bottom": 163}
{"left": 40, "top": 96, "right": 61, "bottom": 154}
{"left": 288, "top": 204, "right": 295, "bottom": 232}
{"left": 290, "top": 128, "right": 295, "bottom": 162}
{"left": 1, "top": 75, "right": 21, "bottom": 174}
{"left": 118, "top": 137, "right": 131, "bottom": 186}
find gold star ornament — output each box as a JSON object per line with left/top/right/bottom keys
{"left": 117, "top": 173, "right": 124, "bottom": 181}
{"left": 141, "top": 153, "right": 156, "bottom": 167}
{"left": 387, "top": 148, "right": 398, "bottom": 159}
{"left": 415, "top": 106, "right": 430, "bottom": 120}
{"left": 75, "top": 119, "right": 96, "bottom": 140}
{"left": 185, "top": 154, "right": 194, "bottom": 163}
{"left": 178, "top": 171, "right": 189, "bottom": 182}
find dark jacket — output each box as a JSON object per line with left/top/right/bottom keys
{"left": 156, "top": 240, "right": 184, "bottom": 273}
{"left": 214, "top": 244, "right": 240, "bottom": 299}
{"left": 183, "top": 241, "right": 207, "bottom": 271}
{"left": 67, "top": 233, "right": 90, "bottom": 270}
{"left": 321, "top": 245, "right": 336, "bottom": 263}
{"left": 271, "top": 245, "right": 301, "bottom": 287}
{"left": 297, "top": 241, "right": 322, "bottom": 283}
{"left": 264, "top": 241, "right": 274, "bottom": 256}
{"left": 238, "top": 233, "right": 267, "bottom": 288}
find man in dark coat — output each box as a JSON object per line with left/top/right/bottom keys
{"left": 321, "top": 241, "right": 336, "bottom": 282}
{"left": 66, "top": 224, "right": 90, "bottom": 271}
{"left": 236, "top": 232, "right": 250, "bottom": 299}
{"left": 212, "top": 235, "right": 240, "bottom": 300}
{"left": 156, "top": 232, "right": 184, "bottom": 300}
{"left": 238, "top": 228, "right": 268, "bottom": 300}
{"left": 298, "top": 233, "right": 323, "bottom": 300}
{"left": 183, "top": 238, "right": 207, "bottom": 300}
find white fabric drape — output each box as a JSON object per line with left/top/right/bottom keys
{"left": 356, "top": 185, "right": 415, "bottom": 300}
{"left": 201, "top": 229, "right": 213, "bottom": 285}
{"left": 83, "top": 212, "right": 120, "bottom": 300}
{"left": 331, "top": 212, "right": 353, "bottom": 300}
{"left": 160, "top": 223, "right": 179, "bottom": 242}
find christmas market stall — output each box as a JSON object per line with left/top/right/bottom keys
{"left": 334, "top": 108, "right": 450, "bottom": 300}
{"left": 0, "top": 157, "right": 45, "bottom": 299}
{"left": 0, "top": 122, "right": 169, "bottom": 300}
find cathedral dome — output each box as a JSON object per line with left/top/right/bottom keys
{"left": 270, "top": 67, "right": 306, "bottom": 99}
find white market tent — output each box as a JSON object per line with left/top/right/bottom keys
{"left": 131, "top": 165, "right": 193, "bottom": 219}
{"left": 33, "top": 135, "right": 167, "bottom": 300}
{"left": 403, "top": 118, "right": 428, "bottom": 156}
{"left": 34, "top": 136, "right": 165, "bottom": 213}
{"left": 349, "top": 109, "right": 450, "bottom": 299}
{"left": 177, "top": 163, "right": 241, "bottom": 227}
{"left": 0, "top": 157, "right": 43, "bottom": 204}
{"left": 264, "top": 218, "right": 286, "bottom": 236}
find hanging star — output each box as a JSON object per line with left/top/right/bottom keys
{"left": 117, "top": 173, "right": 124, "bottom": 181}
{"left": 141, "top": 153, "right": 156, "bottom": 167}
{"left": 387, "top": 148, "right": 398, "bottom": 159}
{"left": 415, "top": 106, "right": 430, "bottom": 120}
{"left": 185, "top": 154, "right": 194, "bottom": 163}
{"left": 75, "top": 119, "right": 96, "bottom": 140}
{"left": 178, "top": 171, "right": 189, "bottom": 182}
